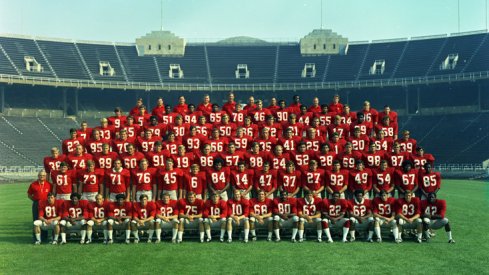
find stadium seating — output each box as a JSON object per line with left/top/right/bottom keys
{"left": 36, "top": 40, "right": 91, "bottom": 80}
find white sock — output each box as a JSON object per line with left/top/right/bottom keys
{"left": 35, "top": 233, "right": 41, "bottom": 242}
{"left": 393, "top": 227, "right": 399, "bottom": 239}
{"left": 342, "top": 227, "right": 349, "bottom": 241}
{"left": 447, "top": 231, "right": 452, "bottom": 240}
{"left": 424, "top": 230, "right": 430, "bottom": 238}
{"left": 103, "top": 229, "right": 108, "bottom": 240}
{"left": 251, "top": 229, "right": 256, "bottom": 236}
{"left": 350, "top": 230, "right": 355, "bottom": 239}
{"left": 274, "top": 229, "right": 280, "bottom": 239}
{"left": 206, "top": 229, "right": 211, "bottom": 239}
{"left": 177, "top": 231, "right": 183, "bottom": 241}
{"left": 61, "top": 233, "right": 66, "bottom": 242}
{"left": 172, "top": 228, "right": 178, "bottom": 240}
{"left": 200, "top": 231, "right": 205, "bottom": 240}
{"left": 132, "top": 231, "right": 139, "bottom": 239}
{"left": 227, "top": 230, "right": 232, "bottom": 240}
{"left": 267, "top": 231, "right": 273, "bottom": 239}
{"left": 368, "top": 230, "right": 374, "bottom": 239}
{"left": 220, "top": 229, "right": 225, "bottom": 239}
{"left": 156, "top": 229, "right": 162, "bottom": 240}
{"left": 317, "top": 230, "right": 322, "bottom": 239}
{"left": 148, "top": 229, "right": 154, "bottom": 240}
{"left": 108, "top": 230, "right": 113, "bottom": 240}
{"left": 54, "top": 234, "right": 59, "bottom": 241}
{"left": 87, "top": 230, "right": 93, "bottom": 241}
{"left": 374, "top": 227, "right": 381, "bottom": 239}
{"left": 125, "top": 230, "right": 131, "bottom": 240}
{"left": 417, "top": 232, "right": 422, "bottom": 239}
{"left": 323, "top": 228, "right": 332, "bottom": 240}
{"left": 298, "top": 229, "right": 304, "bottom": 239}
{"left": 244, "top": 228, "right": 250, "bottom": 240}
{"left": 291, "top": 228, "right": 298, "bottom": 239}
{"left": 80, "top": 230, "right": 86, "bottom": 241}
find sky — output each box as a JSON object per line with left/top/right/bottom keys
{"left": 0, "top": 0, "right": 488, "bottom": 43}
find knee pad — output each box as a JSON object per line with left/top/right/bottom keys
{"left": 423, "top": 218, "right": 431, "bottom": 224}
{"left": 102, "top": 221, "right": 107, "bottom": 226}
{"left": 87, "top": 220, "right": 94, "bottom": 226}
{"left": 398, "top": 219, "right": 405, "bottom": 226}
{"left": 155, "top": 218, "right": 162, "bottom": 223}
{"left": 291, "top": 216, "right": 299, "bottom": 222}
{"left": 249, "top": 217, "right": 256, "bottom": 223}
{"left": 107, "top": 219, "right": 114, "bottom": 225}
{"left": 59, "top": 220, "right": 66, "bottom": 226}
{"left": 367, "top": 217, "right": 374, "bottom": 223}
{"left": 80, "top": 219, "right": 86, "bottom": 226}
{"left": 299, "top": 217, "right": 306, "bottom": 223}
{"left": 33, "top": 220, "right": 42, "bottom": 226}
{"left": 350, "top": 217, "right": 358, "bottom": 224}
{"left": 273, "top": 215, "right": 280, "bottom": 221}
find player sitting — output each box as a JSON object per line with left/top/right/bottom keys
{"left": 372, "top": 190, "right": 398, "bottom": 242}
{"left": 297, "top": 190, "right": 322, "bottom": 242}
{"left": 348, "top": 189, "right": 374, "bottom": 242}
{"left": 227, "top": 189, "right": 251, "bottom": 243}
{"left": 33, "top": 192, "right": 63, "bottom": 245}
{"left": 203, "top": 193, "right": 228, "bottom": 242}
{"left": 395, "top": 190, "right": 423, "bottom": 243}
{"left": 154, "top": 192, "right": 180, "bottom": 243}
{"left": 131, "top": 194, "right": 156, "bottom": 243}
{"left": 60, "top": 192, "right": 89, "bottom": 244}
{"left": 421, "top": 193, "right": 455, "bottom": 244}
{"left": 107, "top": 194, "right": 132, "bottom": 244}
{"left": 273, "top": 191, "right": 299, "bottom": 242}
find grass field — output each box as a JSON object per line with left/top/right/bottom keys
{"left": 0, "top": 180, "right": 488, "bottom": 274}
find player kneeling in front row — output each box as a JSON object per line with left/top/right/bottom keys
{"left": 321, "top": 192, "right": 350, "bottom": 243}
{"left": 154, "top": 192, "right": 180, "bottom": 243}
{"left": 227, "top": 189, "right": 251, "bottom": 243}
{"left": 297, "top": 190, "right": 322, "bottom": 242}
{"left": 249, "top": 190, "right": 274, "bottom": 241}
{"left": 177, "top": 191, "right": 205, "bottom": 243}
{"left": 33, "top": 192, "right": 63, "bottom": 245}
{"left": 372, "top": 190, "right": 398, "bottom": 242}
{"left": 203, "top": 193, "right": 228, "bottom": 242}
{"left": 60, "top": 193, "right": 89, "bottom": 244}
{"left": 86, "top": 194, "right": 110, "bottom": 244}
{"left": 348, "top": 189, "right": 374, "bottom": 242}
{"left": 421, "top": 193, "right": 455, "bottom": 243}
{"left": 396, "top": 190, "right": 423, "bottom": 243}
{"left": 131, "top": 194, "right": 156, "bottom": 243}
{"left": 106, "top": 194, "right": 132, "bottom": 244}
{"left": 273, "top": 191, "right": 299, "bottom": 242}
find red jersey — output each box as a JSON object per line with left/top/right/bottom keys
{"left": 177, "top": 198, "right": 204, "bottom": 216}
{"left": 61, "top": 138, "right": 84, "bottom": 155}
{"left": 121, "top": 124, "right": 141, "bottom": 141}
{"left": 372, "top": 197, "right": 396, "bottom": 217}
{"left": 375, "top": 123, "right": 398, "bottom": 141}
{"left": 132, "top": 201, "right": 156, "bottom": 219}
{"left": 131, "top": 168, "right": 158, "bottom": 191}
{"left": 297, "top": 197, "right": 322, "bottom": 216}
{"left": 230, "top": 170, "right": 254, "bottom": 191}
{"left": 161, "top": 113, "right": 178, "bottom": 125}
{"left": 298, "top": 112, "right": 314, "bottom": 126}
{"left": 245, "top": 151, "right": 271, "bottom": 169}
{"left": 77, "top": 168, "right": 105, "bottom": 193}
{"left": 194, "top": 151, "right": 217, "bottom": 172}
{"left": 86, "top": 138, "right": 111, "bottom": 154}
{"left": 43, "top": 154, "right": 67, "bottom": 174}
{"left": 171, "top": 152, "right": 195, "bottom": 170}
{"left": 337, "top": 151, "right": 363, "bottom": 170}
{"left": 183, "top": 172, "right": 207, "bottom": 196}
{"left": 230, "top": 110, "right": 247, "bottom": 125}
{"left": 253, "top": 169, "right": 277, "bottom": 192}
{"left": 120, "top": 151, "right": 145, "bottom": 170}
{"left": 361, "top": 108, "right": 379, "bottom": 124}
{"left": 348, "top": 168, "right": 373, "bottom": 192}
{"left": 183, "top": 134, "right": 207, "bottom": 153}
{"left": 327, "top": 123, "right": 350, "bottom": 140}
{"left": 348, "top": 135, "right": 370, "bottom": 152}
{"left": 290, "top": 150, "right": 314, "bottom": 170}
{"left": 370, "top": 137, "right": 393, "bottom": 154}
{"left": 348, "top": 198, "right": 372, "bottom": 218}
{"left": 350, "top": 121, "right": 373, "bottom": 137}
{"left": 50, "top": 169, "right": 77, "bottom": 195}
{"left": 302, "top": 169, "right": 326, "bottom": 192}
{"left": 327, "top": 139, "right": 347, "bottom": 154}
{"left": 273, "top": 197, "right": 298, "bottom": 215}
{"left": 322, "top": 198, "right": 349, "bottom": 218}
{"left": 208, "top": 137, "right": 229, "bottom": 153}
{"left": 76, "top": 128, "right": 92, "bottom": 141}
{"left": 373, "top": 167, "right": 395, "bottom": 191}
{"left": 155, "top": 199, "right": 179, "bottom": 217}
{"left": 63, "top": 200, "right": 90, "bottom": 219}
{"left": 329, "top": 102, "right": 344, "bottom": 114}
{"left": 277, "top": 136, "right": 302, "bottom": 152}
{"left": 227, "top": 199, "right": 250, "bottom": 217}
{"left": 104, "top": 168, "right": 131, "bottom": 194}
{"left": 219, "top": 151, "right": 245, "bottom": 169}
{"left": 109, "top": 201, "right": 133, "bottom": 218}
{"left": 418, "top": 171, "right": 442, "bottom": 194}
{"left": 303, "top": 136, "right": 325, "bottom": 152}
{"left": 136, "top": 136, "right": 160, "bottom": 153}
{"left": 204, "top": 200, "right": 228, "bottom": 218}
{"left": 173, "top": 104, "right": 189, "bottom": 115}
{"left": 362, "top": 152, "right": 385, "bottom": 169}
{"left": 277, "top": 170, "right": 302, "bottom": 194}
{"left": 251, "top": 108, "right": 271, "bottom": 125}
{"left": 66, "top": 153, "right": 93, "bottom": 170}
{"left": 412, "top": 153, "right": 435, "bottom": 168}
{"left": 169, "top": 123, "right": 190, "bottom": 143}
{"left": 222, "top": 101, "right": 237, "bottom": 116}
{"left": 386, "top": 151, "right": 412, "bottom": 169}
{"left": 95, "top": 125, "right": 116, "bottom": 140}
{"left": 183, "top": 112, "right": 202, "bottom": 125}
{"left": 195, "top": 123, "right": 213, "bottom": 137}
{"left": 398, "top": 138, "right": 417, "bottom": 153}
{"left": 151, "top": 105, "right": 166, "bottom": 121}
{"left": 317, "top": 112, "right": 336, "bottom": 126}
{"left": 93, "top": 151, "right": 119, "bottom": 169}
{"left": 158, "top": 168, "right": 183, "bottom": 191}
{"left": 111, "top": 138, "right": 133, "bottom": 154}
{"left": 206, "top": 167, "right": 231, "bottom": 191}
{"left": 230, "top": 136, "right": 252, "bottom": 152}
{"left": 242, "top": 124, "right": 259, "bottom": 138}
{"left": 314, "top": 151, "right": 337, "bottom": 171}
{"left": 420, "top": 199, "right": 447, "bottom": 218}
{"left": 250, "top": 198, "right": 273, "bottom": 215}
{"left": 325, "top": 169, "right": 350, "bottom": 193}
{"left": 396, "top": 197, "right": 421, "bottom": 218}
{"left": 163, "top": 140, "right": 182, "bottom": 155}
{"left": 146, "top": 149, "right": 171, "bottom": 168}
{"left": 216, "top": 123, "right": 237, "bottom": 138}
{"left": 378, "top": 111, "right": 398, "bottom": 124}
{"left": 270, "top": 153, "right": 290, "bottom": 171}
{"left": 197, "top": 103, "right": 213, "bottom": 117}
{"left": 275, "top": 109, "right": 289, "bottom": 123}
{"left": 281, "top": 122, "right": 304, "bottom": 137}
{"left": 260, "top": 123, "right": 283, "bottom": 138}
{"left": 209, "top": 111, "right": 227, "bottom": 124}
{"left": 88, "top": 201, "right": 111, "bottom": 219}
{"left": 38, "top": 199, "right": 64, "bottom": 219}
{"left": 395, "top": 169, "right": 419, "bottom": 192}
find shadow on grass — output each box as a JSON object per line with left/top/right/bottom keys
{"left": 0, "top": 220, "right": 38, "bottom": 244}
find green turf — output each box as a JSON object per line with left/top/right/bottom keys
{"left": 0, "top": 180, "right": 488, "bottom": 274}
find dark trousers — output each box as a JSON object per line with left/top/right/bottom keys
{"left": 32, "top": 201, "right": 48, "bottom": 241}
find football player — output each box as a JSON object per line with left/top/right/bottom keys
{"left": 249, "top": 190, "right": 274, "bottom": 241}
{"left": 421, "top": 193, "right": 455, "bottom": 243}
{"left": 372, "top": 190, "right": 398, "bottom": 242}
{"left": 33, "top": 192, "right": 63, "bottom": 245}
{"left": 348, "top": 190, "right": 374, "bottom": 242}
{"left": 203, "top": 193, "right": 228, "bottom": 242}
{"left": 155, "top": 192, "right": 180, "bottom": 243}
{"left": 60, "top": 193, "right": 89, "bottom": 244}
{"left": 273, "top": 191, "right": 299, "bottom": 242}
{"left": 297, "top": 190, "right": 323, "bottom": 242}
{"left": 131, "top": 194, "right": 156, "bottom": 243}
{"left": 107, "top": 194, "right": 132, "bottom": 244}
{"left": 177, "top": 191, "right": 205, "bottom": 243}
{"left": 321, "top": 192, "right": 350, "bottom": 243}
{"left": 395, "top": 190, "right": 423, "bottom": 243}
{"left": 227, "top": 189, "right": 251, "bottom": 243}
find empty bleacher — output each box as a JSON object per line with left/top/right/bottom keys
{"left": 155, "top": 45, "right": 209, "bottom": 83}
{"left": 276, "top": 45, "right": 329, "bottom": 83}
{"left": 36, "top": 40, "right": 91, "bottom": 80}
{"left": 358, "top": 40, "right": 408, "bottom": 80}
{"left": 76, "top": 42, "right": 127, "bottom": 82}
{"left": 116, "top": 45, "right": 160, "bottom": 83}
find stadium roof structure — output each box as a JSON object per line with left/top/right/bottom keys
{"left": 0, "top": 29, "right": 488, "bottom": 91}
